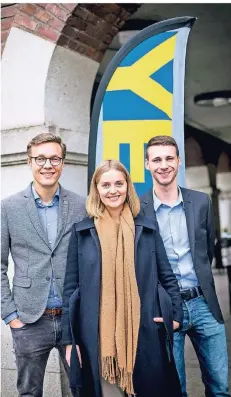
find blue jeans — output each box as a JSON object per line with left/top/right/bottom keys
{"left": 173, "top": 296, "right": 230, "bottom": 397}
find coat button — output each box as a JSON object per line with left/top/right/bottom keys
{"left": 51, "top": 253, "right": 54, "bottom": 258}
{"left": 46, "top": 276, "right": 50, "bottom": 281}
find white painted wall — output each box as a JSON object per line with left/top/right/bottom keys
{"left": 1, "top": 27, "right": 55, "bottom": 130}
{"left": 44, "top": 45, "right": 99, "bottom": 194}
{"left": 45, "top": 46, "right": 98, "bottom": 135}
{"left": 1, "top": 164, "right": 31, "bottom": 199}
{"left": 60, "top": 164, "right": 88, "bottom": 196}
{"left": 1, "top": 34, "right": 99, "bottom": 200}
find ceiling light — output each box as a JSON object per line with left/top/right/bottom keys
{"left": 194, "top": 91, "right": 231, "bottom": 107}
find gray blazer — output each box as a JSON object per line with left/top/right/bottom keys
{"left": 140, "top": 187, "right": 224, "bottom": 324}
{"left": 1, "top": 183, "right": 86, "bottom": 323}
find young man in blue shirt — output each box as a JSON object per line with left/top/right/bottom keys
{"left": 141, "top": 135, "right": 230, "bottom": 397}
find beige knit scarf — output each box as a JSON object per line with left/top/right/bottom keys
{"left": 94, "top": 203, "right": 140, "bottom": 396}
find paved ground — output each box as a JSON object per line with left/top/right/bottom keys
{"left": 184, "top": 269, "right": 231, "bottom": 396}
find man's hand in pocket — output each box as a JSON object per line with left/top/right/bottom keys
{"left": 9, "top": 318, "right": 25, "bottom": 329}
{"left": 153, "top": 317, "right": 180, "bottom": 331}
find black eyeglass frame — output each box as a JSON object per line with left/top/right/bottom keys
{"left": 29, "top": 156, "right": 63, "bottom": 166}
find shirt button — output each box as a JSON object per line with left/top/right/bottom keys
{"left": 46, "top": 276, "right": 50, "bottom": 281}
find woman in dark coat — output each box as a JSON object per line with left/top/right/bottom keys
{"left": 61, "top": 159, "right": 183, "bottom": 397}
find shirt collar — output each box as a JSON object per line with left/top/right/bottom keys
{"left": 32, "top": 183, "right": 60, "bottom": 204}
{"left": 153, "top": 190, "right": 162, "bottom": 211}
{"left": 153, "top": 186, "right": 183, "bottom": 211}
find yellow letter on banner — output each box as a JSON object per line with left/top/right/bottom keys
{"left": 107, "top": 35, "right": 177, "bottom": 119}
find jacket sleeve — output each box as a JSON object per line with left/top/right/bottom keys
{"left": 61, "top": 224, "right": 79, "bottom": 345}
{"left": 155, "top": 227, "right": 183, "bottom": 326}
{"left": 1, "top": 201, "right": 18, "bottom": 320}
{"left": 206, "top": 195, "right": 215, "bottom": 265}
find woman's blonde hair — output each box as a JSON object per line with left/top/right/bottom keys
{"left": 86, "top": 159, "right": 140, "bottom": 218}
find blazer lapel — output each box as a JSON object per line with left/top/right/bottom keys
{"left": 25, "top": 186, "right": 51, "bottom": 249}
{"left": 140, "top": 189, "right": 157, "bottom": 222}
{"left": 54, "top": 186, "right": 69, "bottom": 250}
{"left": 181, "top": 188, "right": 195, "bottom": 263}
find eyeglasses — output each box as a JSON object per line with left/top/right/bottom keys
{"left": 30, "top": 156, "right": 63, "bottom": 167}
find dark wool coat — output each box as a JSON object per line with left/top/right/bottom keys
{"left": 62, "top": 214, "right": 183, "bottom": 397}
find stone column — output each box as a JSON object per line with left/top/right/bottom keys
{"left": 207, "top": 163, "right": 223, "bottom": 269}
{"left": 186, "top": 165, "right": 211, "bottom": 195}
{"left": 217, "top": 172, "right": 231, "bottom": 235}
{"left": 217, "top": 172, "right": 231, "bottom": 313}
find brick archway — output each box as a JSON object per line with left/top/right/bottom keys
{"left": 1, "top": 3, "right": 140, "bottom": 59}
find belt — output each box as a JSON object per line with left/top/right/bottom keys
{"left": 180, "top": 286, "right": 203, "bottom": 301}
{"left": 43, "top": 308, "right": 62, "bottom": 316}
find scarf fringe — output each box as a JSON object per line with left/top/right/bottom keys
{"left": 101, "top": 356, "right": 118, "bottom": 384}
{"left": 102, "top": 357, "right": 136, "bottom": 396}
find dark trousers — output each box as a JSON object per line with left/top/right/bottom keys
{"left": 11, "top": 314, "right": 70, "bottom": 397}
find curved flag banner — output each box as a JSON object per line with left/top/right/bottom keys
{"left": 88, "top": 16, "right": 196, "bottom": 195}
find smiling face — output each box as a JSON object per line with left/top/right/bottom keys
{"left": 145, "top": 145, "right": 181, "bottom": 188}
{"left": 27, "top": 142, "right": 64, "bottom": 190}
{"left": 97, "top": 169, "right": 127, "bottom": 213}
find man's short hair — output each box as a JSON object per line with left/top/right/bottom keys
{"left": 146, "top": 135, "right": 179, "bottom": 159}
{"left": 27, "top": 133, "right": 66, "bottom": 159}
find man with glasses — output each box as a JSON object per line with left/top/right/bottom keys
{"left": 1, "top": 133, "right": 86, "bottom": 396}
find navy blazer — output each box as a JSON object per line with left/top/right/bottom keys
{"left": 140, "top": 187, "right": 224, "bottom": 324}
{"left": 62, "top": 214, "right": 183, "bottom": 397}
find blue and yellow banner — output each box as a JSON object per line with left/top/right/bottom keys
{"left": 89, "top": 17, "right": 196, "bottom": 195}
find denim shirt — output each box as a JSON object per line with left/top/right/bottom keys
{"left": 153, "top": 188, "right": 199, "bottom": 291}
{"left": 32, "top": 185, "right": 62, "bottom": 309}
{"left": 4, "top": 185, "right": 62, "bottom": 324}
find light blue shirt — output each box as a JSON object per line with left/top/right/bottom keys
{"left": 153, "top": 188, "right": 198, "bottom": 291}
{"left": 32, "top": 184, "right": 62, "bottom": 308}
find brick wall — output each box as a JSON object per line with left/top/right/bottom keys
{"left": 1, "top": 3, "right": 140, "bottom": 61}
{"left": 1, "top": 3, "right": 19, "bottom": 52}
{"left": 57, "top": 3, "right": 140, "bottom": 62}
